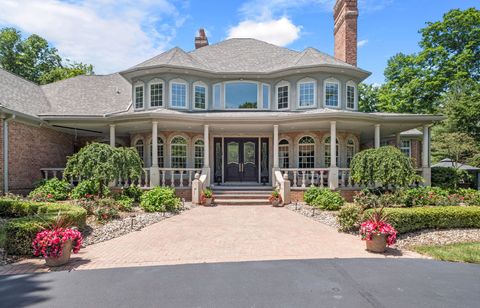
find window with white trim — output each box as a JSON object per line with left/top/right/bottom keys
{"left": 149, "top": 137, "right": 164, "bottom": 167}
{"left": 279, "top": 139, "right": 289, "bottom": 168}
{"left": 400, "top": 140, "right": 411, "bottom": 157}
{"left": 194, "top": 139, "right": 204, "bottom": 169}
{"left": 135, "top": 139, "right": 144, "bottom": 162}
{"left": 324, "top": 136, "right": 339, "bottom": 167}
{"left": 213, "top": 83, "right": 221, "bottom": 109}
{"left": 170, "top": 81, "right": 187, "bottom": 108}
{"left": 170, "top": 136, "right": 187, "bottom": 168}
{"left": 298, "top": 80, "right": 315, "bottom": 108}
{"left": 262, "top": 84, "right": 270, "bottom": 109}
{"left": 346, "top": 139, "right": 356, "bottom": 167}
{"left": 277, "top": 83, "right": 289, "bottom": 109}
{"left": 325, "top": 79, "right": 339, "bottom": 107}
{"left": 149, "top": 81, "right": 163, "bottom": 107}
{"left": 298, "top": 136, "right": 315, "bottom": 168}
{"left": 194, "top": 84, "right": 206, "bottom": 109}
{"left": 346, "top": 82, "right": 356, "bottom": 109}
{"left": 134, "top": 84, "right": 144, "bottom": 109}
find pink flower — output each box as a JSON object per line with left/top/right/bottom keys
{"left": 32, "top": 228, "right": 83, "bottom": 258}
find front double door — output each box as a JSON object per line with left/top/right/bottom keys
{"left": 224, "top": 138, "right": 258, "bottom": 182}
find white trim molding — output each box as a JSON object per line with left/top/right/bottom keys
{"left": 275, "top": 80, "right": 290, "bottom": 110}
{"left": 297, "top": 77, "right": 317, "bottom": 109}
{"left": 169, "top": 78, "right": 189, "bottom": 109}
{"left": 148, "top": 78, "right": 164, "bottom": 108}
{"left": 133, "top": 81, "right": 145, "bottom": 110}
{"left": 192, "top": 81, "right": 208, "bottom": 110}
{"left": 346, "top": 80, "right": 357, "bottom": 110}
{"left": 323, "top": 78, "right": 341, "bottom": 109}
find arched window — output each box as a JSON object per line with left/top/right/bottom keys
{"left": 279, "top": 139, "right": 290, "bottom": 168}
{"left": 170, "top": 136, "right": 187, "bottom": 168}
{"left": 324, "top": 136, "right": 339, "bottom": 167}
{"left": 135, "top": 139, "right": 145, "bottom": 161}
{"left": 298, "top": 136, "right": 315, "bottom": 168}
{"left": 346, "top": 138, "right": 356, "bottom": 167}
{"left": 194, "top": 139, "right": 204, "bottom": 169}
{"left": 149, "top": 137, "right": 164, "bottom": 167}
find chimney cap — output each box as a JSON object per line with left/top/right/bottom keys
{"left": 195, "top": 28, "right": 209, "bottom": 49}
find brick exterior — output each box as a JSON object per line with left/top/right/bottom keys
{"left": 0, "top": 121, "right": 74, "bottom": 195}
{"left": 333, "top": 0, "right": 358, "bottom": 66}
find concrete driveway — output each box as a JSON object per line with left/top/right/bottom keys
{"left": 0, "top": 206, "right": 420, "bottom": 274}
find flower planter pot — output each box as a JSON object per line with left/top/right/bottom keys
{"left": 204, "top": 198, "right": 213, "bottom": 206}
{"left": 271, "top": 199, "right": 282, "bottom": 207}
{"left": 45, "top": 240, "right": 72, "bottom": 267}
{"left": 366, "top": 234, "right": 387, "bottom": 253}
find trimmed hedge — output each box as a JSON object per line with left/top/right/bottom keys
{"left": 1, "top": 200, "right": 87, "bottom": 255}
{"left": 363, "top": 206, "right": 480, "bottom": 234}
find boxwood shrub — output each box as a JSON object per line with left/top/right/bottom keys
{"left": 1, "top": 200, "right": 87, "bottom": 255}
{"left": 310, "top": 189, "right": 345, "bottom": 211}
{"left": 362, "top": 206, "right": 480, "bottom": 234}
{"left": 140, "top": 186, "right": 180, "bottom": 213}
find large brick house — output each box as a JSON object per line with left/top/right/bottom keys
{"left": 0, "top": 0, "right": 442, "bottom": 197}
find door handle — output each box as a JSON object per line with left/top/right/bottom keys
{"left": 240, "top": 163, "right": 243, "bottom": 172}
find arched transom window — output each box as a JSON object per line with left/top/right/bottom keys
{"left": 170, "top": 136, "right": 187, "bottom": 168}
{"left": 194, "top": 139, "right": 204, "bottom": 169}
{"left": 279, "top": 139, "right": 290, "bottom": 168}
{"left": 298, "top": 136, "right": 315, "bottom": 168}
{"left": 324, "top": 137, "right": 339, "bottom": 167}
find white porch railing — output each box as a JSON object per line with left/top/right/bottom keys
{"left": 280, "top": 168, "right": 359, "bottom": 189}
{"left": 274, "top": 170, "right": 291, "bottom": 204}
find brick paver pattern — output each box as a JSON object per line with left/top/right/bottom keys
{"left": 0, "top": 206, "right": 421, "bottom": 275}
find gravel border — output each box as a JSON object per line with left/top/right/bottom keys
{"left": 285, "top": 202, "right": 340, "bottom": 229}
{"left": 395, "top": 228, "right": 480, "bottom": 249}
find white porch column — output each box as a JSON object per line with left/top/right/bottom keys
{"left": 395, "top": 132, "right": 401, "bottom": 148}
{"left": 374, "top": 124, "right": 381, "bottom": 149}
{"left": 150, "top": 121, "right": 160, "bottom": 187}
{"left": 109, "top": 124, "right": 116, "bottom": 147}
{"left": 422, "top": 124, "right": 431, "bottom": 186}
{"left": 203, "top": 125, "right": 209, "bottom": 168}
{"left": 273, "top": 125, "right": 279, "bottom": 169}
{"left": 328, "top": 121, "right": 339, "bottom": 189}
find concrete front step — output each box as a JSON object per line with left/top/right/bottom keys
{"left": 214, "top": 194, "right": 270, "bottom": 200}
{"left": 213, "top": 189, "right": 271, "bottom": 206}
{"left": 214, "top": 199, "right": 271, "bottom": 206}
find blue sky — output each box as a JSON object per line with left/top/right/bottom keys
{"left": 0, "top": 0, "right": 477, "bottom": 84}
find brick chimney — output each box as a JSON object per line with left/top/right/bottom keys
{"left": 333, "top": 0, "right": 358, "bottom": 66}
{"left": 195, "top": 28, "right": 209, "bottom": 49}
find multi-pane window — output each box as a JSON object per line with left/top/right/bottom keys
{"left": 135, "top": 140, "right": 144, "bottom": 162}
{"left": 400, "top": 140, "right": 411, "bottom": 157}
{"left": 262, "top": 84, "right": 270, "bottom": 109}
{"left": 346, "top": 84, "right": 355, "bottom": 109}
{"left": 149, "top": 138, "right": 164, "bottom": 167}
{"left": 298, "top": 82, "right": 315, "bottom": 107}
{"left": 346, "top": 139, "right": 355, "bottom": 167}
{"left": 150, "top": 83, "right": 163, "bottom": 107}
{"left": 194, "top": 85, "right": 206, "bottom": 109}
{"left": 298, "top": 136, "right": 315, "bottom": 168}
{"left": 277, "top": 85, "right": 289, "bottom": 109}
{"left": 324, "top": 137, "right": 339, "bottom": 167}
{"left": 171, "top": 83, "right": 187, "bottom": 108}
{"left": 194, "top": 139, "right": 204, "bottom": 169}
{"left": 279, "top": 139, "right": 289, "bottom": 168}
{"left": 325, "top": 81, "right": 339, "bottom": 107}
{"left": 135, "top": 85, "right": 144, "bottom": 109}
{"left": 170, "top": 136, "right": 187, "bottom": 168}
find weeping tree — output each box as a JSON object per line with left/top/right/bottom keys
{"left": 64, "top": 143, "right": 143, "bottom": 196}
{"left": 350, "top": 146, "right": 420, "bottom": 189}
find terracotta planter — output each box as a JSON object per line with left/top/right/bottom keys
{"left": 366, "top": 234, "right": 387, "bottom": 253}
{"left": 271, "top": 199, "right": 282, "bottom": 207}
{"left": 204, "top": 198, "right": 213, "bottom": 206}
{"left": 45, "top": 240, "right": 72, "bottom": 267}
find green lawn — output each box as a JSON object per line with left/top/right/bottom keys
{"left": 414, "top": 242, "right": 480, "bottom": 264}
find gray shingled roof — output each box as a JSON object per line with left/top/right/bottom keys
{"left": 0, "top": 69, "right": 50, "bottom": 118}
{"left": 128, "top": 38, "right": 357, "bottom": 73}
{"left": 39, "top": 73, "right": 131, "bottom": 116}
{"left": 432, "top": 159, "right": 480, "bottom": 171}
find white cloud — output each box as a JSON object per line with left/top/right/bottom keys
{"left": 0, "top": 0, "right": 186, "bottom": 73}
{"left": 227, "top": 17, "right": 301, "bottom": 46}
{"left": 357, "top": 39, "right": 368, "bottom": 47}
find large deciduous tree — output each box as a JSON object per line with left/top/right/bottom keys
{"left": 431, "top": 132, "right": 478, "bottom": 164}
{"left": 0, "top": 27, "right": 93, "bottom": 84}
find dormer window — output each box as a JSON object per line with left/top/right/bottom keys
{"left": 134, "top": 82, "right": 144, "bottom": 109}
{"left": 346, "top": 81, "right": 356, "bottom": 110}
{"left": 170, "top": 79, "right": 188, "bottom": 109}
{"left": 324, "top": 78, "right": 340, "bottom": 108}
{"left": 297, "top": 78, "right": 316, "bottom": 108}
{"left": 193, "top": 82, "right": 207, "bottom": 109}
{"left": 149, "top": 79, "right": 163, "bottom": 107}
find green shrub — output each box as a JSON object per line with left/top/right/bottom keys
{"left": 354, "top": 189, "right": 404, "bottom": 208}
{"left": 71, "top": 179, "right": 110, "bottom": 199}
{"left": 116, "top": 196, "right": 134, "bottom": 212}
{"left": 140, "top": 186, "right": 180, "bottom": 213}
{"left": 1, "top": 201, "right": 86, "bottom": 255}
{"left": 401, "top": 187, "right": 451, "bottom": 207}
{"left": 431, "top": 167, "right": 471, "bottom": 189}
{"left": 122, "top": 184, "right": 143, "bottom": 202}
{"left": 457, "top": 189, "right": 480, "bottom": 206}
{"left": 27, "top": 178, "right": 71, "bottom": 202}
{"left": 362, "top": 206, "right": 480, "bottom": 234}
{"left": 337, "top": 204, "right": 362, "bottom": 232}
{"left": 304, "top": 187, "right": 323, "bottom": 204}
{"left": 310, "top": 189, "right": 345, "bottom": 210}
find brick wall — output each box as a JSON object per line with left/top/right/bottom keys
{"left": 334, "top": 0, "right": 358, "bottom": 66}
{"left": 2, "top": 121, "right": 74, "bottom": 195}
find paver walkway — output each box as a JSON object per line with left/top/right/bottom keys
{"left": 0, "top": 206, "right": 421, "bottom": 275}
